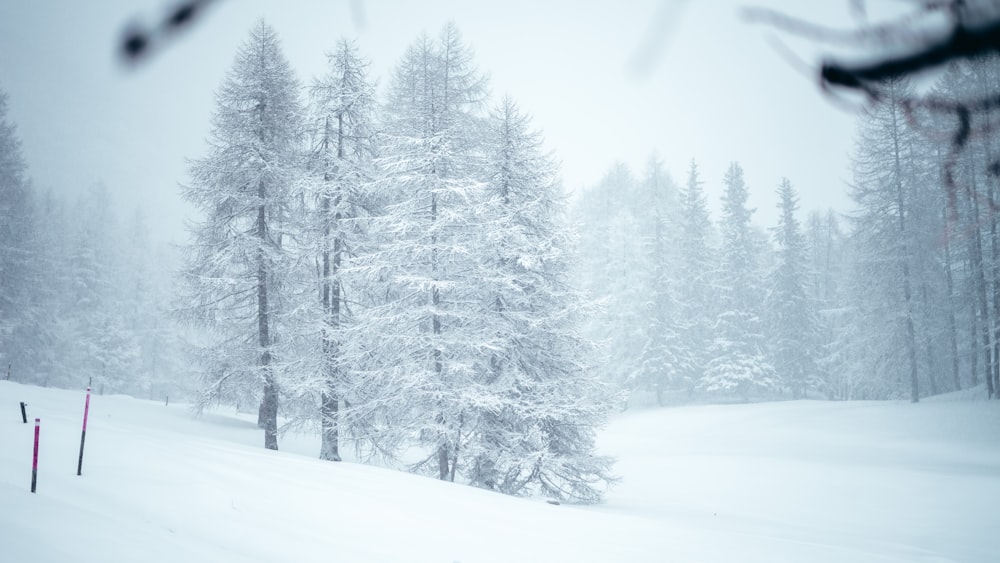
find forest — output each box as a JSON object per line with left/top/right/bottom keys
{"left": 2, "top": 19, "right": 999, "bottom": 502}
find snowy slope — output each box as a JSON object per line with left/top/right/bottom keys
{"left": 2, "top": 381, "right": 998, "bottom": 562}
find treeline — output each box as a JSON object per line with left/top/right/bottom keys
{"left": 0, "top": 91, "right": 187, "bottom": 397}
{"left": 179, "top": 21, "right": 612, "bottom": 502}
{"left": 573, "top": 56, "right": 1000, "bottom": 405}
{"left": 573, "top": 159, "right": 819, "bottom": 404}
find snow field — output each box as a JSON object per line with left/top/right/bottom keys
{"left": 2, "top": 381, "right": 998, "bottom": 562}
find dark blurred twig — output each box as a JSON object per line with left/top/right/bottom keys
{"left": 120, "top": 0, "right": 218, "bottom": 66}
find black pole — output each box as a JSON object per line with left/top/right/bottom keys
{"left": 77, "top": 388, "right": 91, "bottom": 476}
{"left": 31, "top": 418, "right": 39, "bottom": 493}
{"left": 77, "top": 431, "right": 86, "bottom": 476}
{"left": 20, "top": 402, "right": 27, "bottom": 424}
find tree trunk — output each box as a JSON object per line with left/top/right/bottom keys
{"left": 888, "top": 89, "right": 920, "bottom": 403}
{"left": 318, "top": 116, "right": 344, "bottom": 461}
{"left": 969, "top": 184, "right": 994, "bottom": 398}
{"left": 319, "top": 389, "right": 341, "bottom": 461}
{"left": 943, "top": 227, "right": 961, "bottom": 391}
{"left": 258, "top": 184, "right": 278, "bottom": 451}
{"left": 437, "top": 444, "right": 450, "bottom": 481}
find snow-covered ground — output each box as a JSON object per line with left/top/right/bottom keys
{"left": 2, "top": 381, "right": 998, "bottom": 562}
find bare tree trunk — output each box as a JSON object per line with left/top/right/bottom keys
{"left": 989, "top": 177, "right": 1000, "bottom": 397}
{"left": 437, "top": 443, "right": 450, "bottom": 481}
{"left": 258, "top": 184, "right": 278, "bottom": 451}
{"left": 943, "top": 230, "right": 961, "bottom": 391}
{"left": 319, "top": 114, "right": 344, "bottom": 462}
{"left": 969, "top": 184, "right": 995, "bottom": 397}
{"left": 919, "top": 282, "right": 939, "bottom": 395}
{"left": 888, "top": 86, "right": 920, "bottom": 403}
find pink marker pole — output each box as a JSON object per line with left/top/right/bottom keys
{"left": 77, "top": 387, "right": 91, "bottom": 476}
{"left": 31, "top": 418, "right": 39, "bottom": 493}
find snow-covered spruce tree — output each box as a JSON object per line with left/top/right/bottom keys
{"left": 676, "top": 160, "right": 716, "bottom": 392}
{"left": 363, "top": 23, "right": 491, "bottom": 480}
{"left": 180, "top": 21, "right": 302, "bottom": 450}
{"left": 571, "top": 163, "right": 649, "bottom": 401}
{"left": 635, "top": 157, "right": 690, "bottom": 405}
{"left": 804, "top": 210, "right": 853, "bottom": 399}
{"left": 295, "top": 39, "right": 379, "bottom": 462}
{"left": 465, "top": 96, "right": 614, "bottom": 502}
{"left": 65, "top": 184, "right": 142, "bottom": 394}
{"left": 765, "top": 178, "right": 820, "bottom": 398}
{"left": 0, "top": 88, "right": 39, "bottom": 381}
{"left": 702, "top": 162, "right": 776, "bottom": 400}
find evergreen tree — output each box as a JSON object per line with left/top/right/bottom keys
{"left": 181, "top": 21, "right": 302, "bottom": 449}
{"left": 0, "top": 88, "right": 37, "bottom": 380}
{"left": 636, "top": 157, "right": 689, "bottom": 405}
{"left": 766, "top": 178, "right": 819, "bottom": 398}
{"left": 702, "top": 162, "right": 776, "bottom": 399}
{"left": 65, "top": 183, "right": 141, "bottom": 393}
{"left": 676, "top": 160, "right": 716, "bottom": 392}
{"left": 572, "top": 162, "right": 648, "bottom": 400}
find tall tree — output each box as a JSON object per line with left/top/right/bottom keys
{"left": 636, "top": 157, "right": 689, "bottom": 404}
{"left": 0, "top": 88, "right": 37, "bottom": 379}
{"left": 181, "top": 21, "right": 302, "bottom": 450}
{"left": 848, "top": 77, "right": 925, "bottom": 402}
{"left": 702, "top": 162, "right": 776, "bottom": 399}
{"left": 676, "top": 160, "right": 716, "bottom": 392}
{"left": 302, "top": 39, "right": 378, "bottom": 462}
{"left": 367, "top": 23, "right": 490, "bottom": 480}
{"left": 465, "top": 96, "right": 613, "bottom": 502}
{"left": 766, "top": 178, "right": 819, "bottom": 398}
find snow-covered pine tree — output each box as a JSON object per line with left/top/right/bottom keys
{"left": 297, "top": 38, "right": 379, "bottom": 462}
{"left": 364, "top": 23, "right": 490, "bottom": 480}
{"left": 0, "top": 88, "right": 40, "bottom": 381}
{"left": 636, "top": 157, "right": 689, "bottom": 405}
{"left": 702, "top": 162, "right": 776, "bottom": 400}
{"left": 765, "top": 178, "right": 820, "bottom": 398}
{"left": 180, "top": 20, "right": 302, "bottom": 449}
{"left": 65, "top": 183, "right": 141, "bottom": 394}
{"left": 572, "top": 163, "right": 648, "bottom": 400}
{"left": 465, "top": 96, "right": 614, "bottom": 502}
{"left": 676, "top": 160, "right": 716, "bottom": 392}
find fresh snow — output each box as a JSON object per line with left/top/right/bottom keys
{"left": 2, "top": 380, "right": 998, "bottom": 562}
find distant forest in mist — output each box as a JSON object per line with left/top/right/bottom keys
{"left": 3, "top": 19, "right": 1000, "bottom": 498}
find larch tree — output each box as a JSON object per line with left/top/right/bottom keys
{"left": 367, "top": 23, "right": 491, "bottom": 480}
{"left": 847, "top": 77, "right": 925, "bottom": 402}
{"left": 181, "top": 20, "right": 302, "bottom": 450}
{"left": 300, "top": 38, "right": 379, "bottom": 462}
{"left": 466, "top": 95, "right": 613, "bottom": 502}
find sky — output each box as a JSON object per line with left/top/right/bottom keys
{"left": 0, "top": 0, "right": 870, "bottom": 243}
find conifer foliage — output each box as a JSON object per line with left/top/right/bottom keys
{"left": 172, "top": 21, "right": 614, "bottom": 501}
{"left": 181, "top": 21, "right": 302, "bottom": 450}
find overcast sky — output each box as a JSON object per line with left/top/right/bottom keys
{"left": 0, "top": 1, "right": 869, "bottom": 243}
